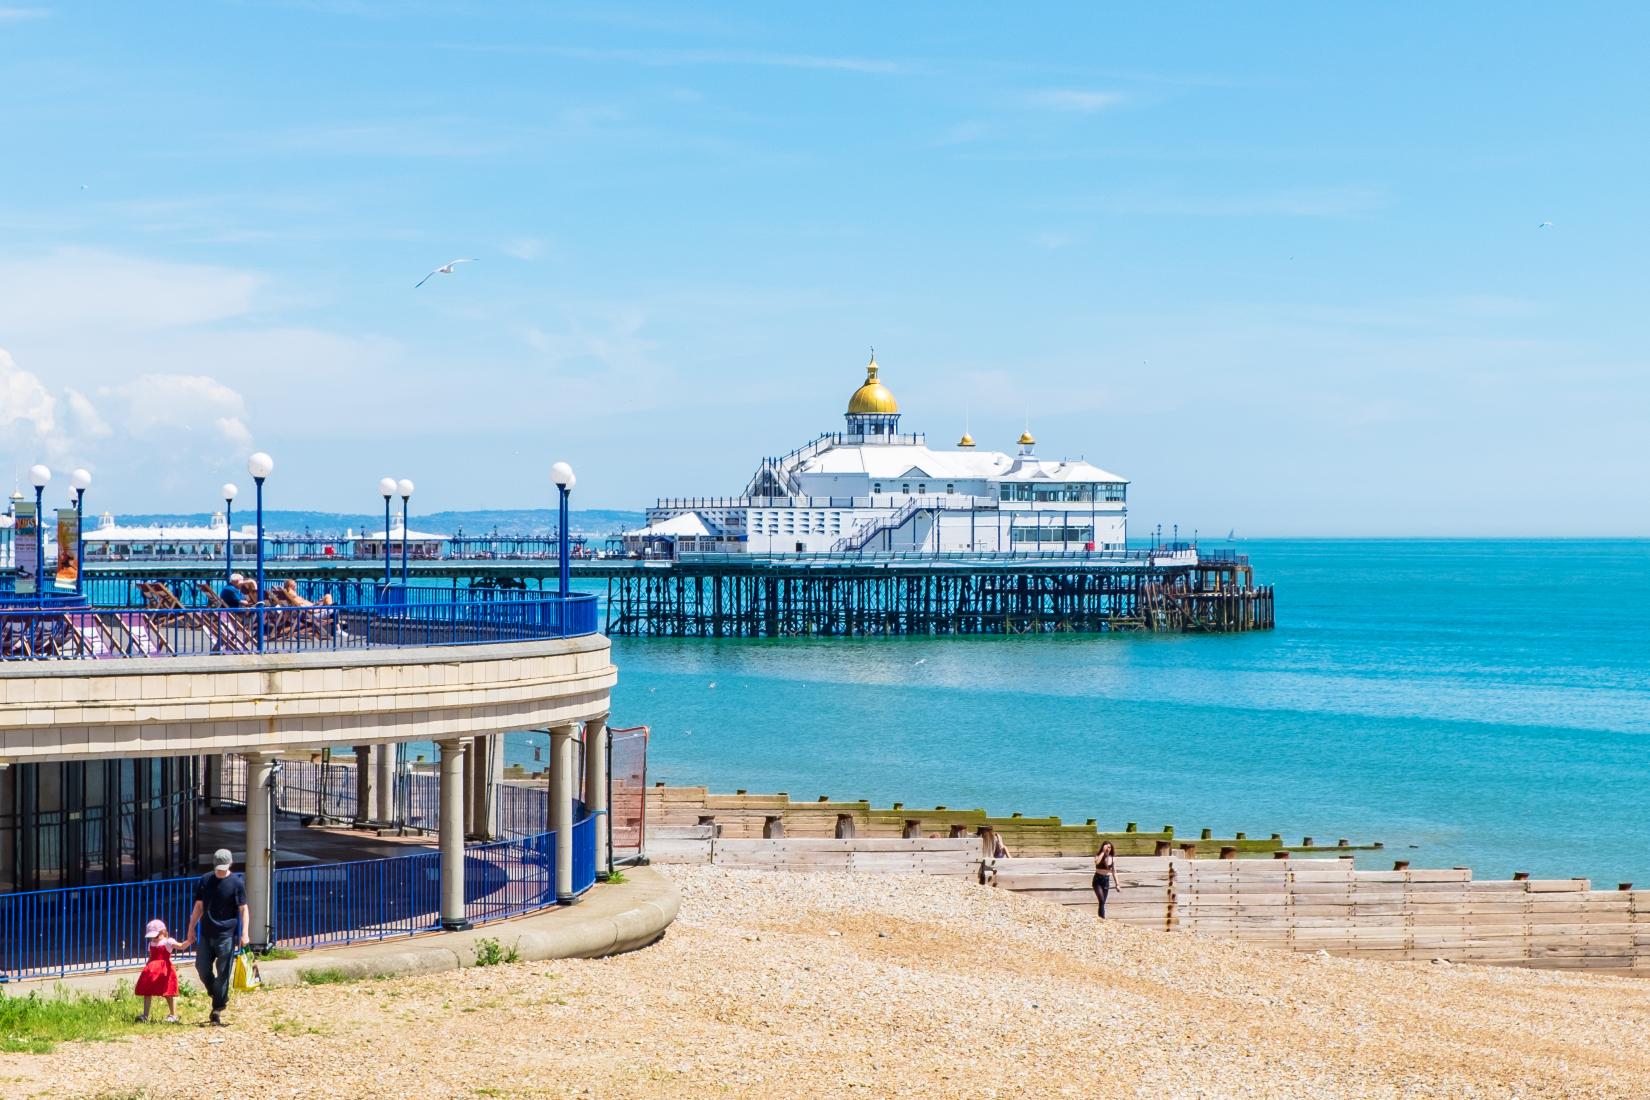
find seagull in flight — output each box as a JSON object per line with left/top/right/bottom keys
{"left": 1537, "top": 221, "right": 1553, "bottom": 229}
{"left": 414, "top": 258, "right": 478, "bottom": 288}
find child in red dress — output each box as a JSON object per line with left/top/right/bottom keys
{"left": 135, "top": 919, "right": 183, "bottom": 1023}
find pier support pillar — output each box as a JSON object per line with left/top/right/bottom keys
{"left": 374, "top": 741, "right": 396, "bottom": 825}
{"left": 243, "top": 752, "right": 275, "bottom": 949}
{"left": 352, "top": 745, "right": 375, "bottom": 827}
{"left": 583, "top": 716, "right": 610, "bottom": 878}
{"left": 438, "top": 739, "right": 471, "bottom": 931}
{"left": 549, "top": 724, "right": 576, "bottom": 902}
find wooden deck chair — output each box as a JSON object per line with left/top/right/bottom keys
{"left": 194, "top": 583, "right": 258, "bottom": 652}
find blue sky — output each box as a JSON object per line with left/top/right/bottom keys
{"left": 1, "top": 3, "right": 1645, "bottom": 535}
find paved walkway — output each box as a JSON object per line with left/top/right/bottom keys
{"left": 24, "top": 867, "right": 678, "bottom": 998}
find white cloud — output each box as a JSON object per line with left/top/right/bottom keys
{"left": 0, "top": 248, "right": 260, "bottom": 333}
{"left": 0, "top": 348, "right": 57, "bottom": 436}
{"left": 1026, "top": 89, "right": 1126, "bottom": 113}
{"left": 65, "top": 388, "right": 111, "bottom": 439}
{"left": 0, "top": 6, "right": 49, "bottom": 21}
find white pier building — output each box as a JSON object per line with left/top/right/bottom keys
{"left": 631, "top": 355, "right": 1129, "bottom": 556}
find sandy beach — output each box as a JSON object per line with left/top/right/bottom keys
{"left": 11, "top": 865, "right": 1650, "bottom": 1099}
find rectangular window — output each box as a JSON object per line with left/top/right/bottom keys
{"left": 1010, "top": 524, "right": 1094, "bottom": 545}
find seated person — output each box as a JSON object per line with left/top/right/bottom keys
{"left": 281, "top": 579, "right": 314, "bottom": 607}
{"left": 219, "top": 574, "right": 246, "bottom": 607}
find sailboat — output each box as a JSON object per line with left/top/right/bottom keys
{"left": 1226, "top": 528, "right": 1236, "bottom": 542}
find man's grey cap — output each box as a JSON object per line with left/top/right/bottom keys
{"left": 213, "top": 849, "right": 234, "bottom": 869}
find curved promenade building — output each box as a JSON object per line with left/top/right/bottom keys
{"left": 0, "top": 587, "right": 618, "bottom": 973}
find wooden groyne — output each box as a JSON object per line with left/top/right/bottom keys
{"left": 607, "top": 556, "right": 1273, "bottom": 638}
{"left": 644, "top": 786, "right": 1368, "bottom": 860}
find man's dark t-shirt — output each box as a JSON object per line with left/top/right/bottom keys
{"left": 219, "top": 585, "right": 244, "bottom": 608}
{"left": 194, "top": 872, "right": 247, "bottom": 939}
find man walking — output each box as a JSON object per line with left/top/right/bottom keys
{"left": 183, "top": 848, "right": 249, "bottom": 1026}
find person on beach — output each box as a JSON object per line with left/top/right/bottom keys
{"left": 184, "top": 848, "right": 249, "bottom": 1026}
{"left": 134, "top": 919, "right": 184, "bottom": 1023}
{"left": 991, "top": 833, "right": 1010, "bottom": 859}
{"left": 1093, "top": 842, "right": 1119, "bottom": 918}
{"left": 219, "top": 574, "right": 245, "bottom": 608}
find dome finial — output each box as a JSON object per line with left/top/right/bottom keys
{"left": 1018, "top": 413, "right": 1036, "bottom": 450}
{"left": 847, "top": 349, "right": 898, "bottom": 416}
{"left": 958, "top": 408, "right": 975, "bottom": 448}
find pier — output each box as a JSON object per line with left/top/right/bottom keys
{"left": 603, "top": 551, "right": 1273, "bottom": 637}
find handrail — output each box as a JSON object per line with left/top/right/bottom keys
{"left": 0, "top": 588, "right": 600, "bottom": 661}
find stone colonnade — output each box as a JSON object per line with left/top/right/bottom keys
{"left": 232, "top": 718, "right": 610, "bottom": 946}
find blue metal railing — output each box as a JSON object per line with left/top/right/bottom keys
{"left": 0, "top": 819, "right": 597, "bottom": 980}
{"left": 464, "top": 831, "right": 556, "bottom": 925}
{"left": 571, "top": 814, "right": 597, "bottom": 895}
{"left": 273, "top": 847, "right": 442, "bottom": 950}
{"left": 0, "top": 874, "right": 200, "bottom": 981}
{"left": 0, "top": 588, "right": 598, "bottom": 661}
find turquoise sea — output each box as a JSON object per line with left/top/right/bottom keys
{"left": 522, "top": 541, "right": 1650, "bottom": 885}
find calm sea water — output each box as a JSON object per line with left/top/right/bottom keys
{"left": 514, "top": 541, "right": 1650, "bottom": 885}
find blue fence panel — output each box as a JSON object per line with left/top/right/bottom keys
{"left": 463, "top": 832, "right": 556, "bottom": 926}
{"left": 0, "top": 874, "right": 199, "bottom": 981}
{"left": 571, "top": 814, "right": 597, "bottom": 897}
{"left": 0, "top": 588, "right": 599, "bottom": 662}
{"left": 273, "top": 849, "right": 442, "bottom": 950}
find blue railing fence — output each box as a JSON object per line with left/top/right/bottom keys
{"left": 0, "top": 587, "right": 598, "bottom": 661}
{"left": 0, "top": 820, "right": 594, "bottom": 981}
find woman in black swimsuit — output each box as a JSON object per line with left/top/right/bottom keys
{"left": 1092, "top": 841, "right": 1119, "bottom": 918}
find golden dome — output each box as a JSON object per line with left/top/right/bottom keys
{"left": 847, "top": 355, "right": 899, "bottom": 415}
{"left": 1017, "top": 430, "right": 1036, "bottom": 446}
{"left": 957, "top": 431, "right": 976, "bottom": 447}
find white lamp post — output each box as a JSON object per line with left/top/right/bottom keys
{"left": 396, "top": 478, "right": 415, "bottom": 583}
{"left": 247, "top": 452, "right": 274, "bottom": 652}
{"left": 550, "top": 462, "right": 576, "bottom": 603}
{"left": 222, "top": 482, "right": 240, "bottom": 582}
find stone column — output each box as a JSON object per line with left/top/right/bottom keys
{"left": 582, "top": 716, "right": 610, "bottom": 879}
{"left": 462, "top": 739, "right": 477, "bottom": 838}
{"left": 438, "top": 739, "right": 471, "bottom": 930}
{"left": 243, "top": 752, "right": 275, "bottom": 948}
{"left": 374, "top": 741, "right": 396, "bottom": 824}
{"left": 353, "top": 745, "right": 375, "bottom": 827}
{"left": 549, "top": 724, "right": 576, "bottom": 903}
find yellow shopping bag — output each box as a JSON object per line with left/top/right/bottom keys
{"left": 231, "top": 949, "right": 261, "bottom": 992}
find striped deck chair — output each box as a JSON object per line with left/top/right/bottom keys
{"left": 196, "top": 582, "right": 258, "bottom": 652}
{"left": 109, "top": 611, "right": 173, "bottom": 656}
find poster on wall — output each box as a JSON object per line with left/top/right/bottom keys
{"left": 54, "top": 508, "right": 80, "bottom": 591}
{"left": 14, "top": 502, "right": 38, "bottom": 594}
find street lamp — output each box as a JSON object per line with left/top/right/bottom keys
{"left": 28, "top": 465, "right": 50, "bottom": 604}
{"left": 222, "top": 483, "right": 239, "bottom": 583}
{"left": 396, "top": 479, "right": 415, "bottom": 584}
{"left": 69, "top": 469, "right": 91, "bottom": 596}
{"left": 377, "top": 476, "right": 397, "bottom": 589}
{"left": 247, "top": 452, "right": 274, "bottom": 652}
{"left": 550, "top": 462, "right": 575, "bottom": 602}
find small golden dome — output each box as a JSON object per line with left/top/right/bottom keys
{"left": 847, "top": 354, "right": 899, "bottom": 415}
{"left": 957, "top": 431, "right": 975, "bottom": 448}
{"left": 1017, "top": 430, "right": 1036, "bottom": 447}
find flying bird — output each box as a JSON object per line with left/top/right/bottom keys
{"left": 414, "top": 258, "right": 478, "bottom": 288}
{"left": 1537, "top": 221, "right": 1553, "bottom": 229}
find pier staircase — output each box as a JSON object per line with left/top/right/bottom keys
{"left": 742, "top": 432, "right": 840, "bottom": 499}
{"left": 831, "top": 497, "right": 935, "bottom": 553}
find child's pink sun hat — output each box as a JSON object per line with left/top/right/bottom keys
{"left": 144, "top": 919, "right": 166, "bottom": 940}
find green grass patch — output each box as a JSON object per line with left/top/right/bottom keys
{"left": 472, "top": 938, "right": 520, "bottom": 967}
{"left": 0, "top": 986, "right": 153, "bottom": 1053}
{"left": 297, "top": 967, "right": 355, "bottom": 986}
{"left": 255, "top": 947, "right": 298, "bottom": 960}
{"left": 605, "top": 869, "right": 629, "bottom": 885}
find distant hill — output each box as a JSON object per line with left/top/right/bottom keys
{"left": 113, "top": 509, "right": 646, "bottom": 538}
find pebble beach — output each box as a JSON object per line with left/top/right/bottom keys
{"left": 13, "top": 866, "right": 1650, "bottom": 1099}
